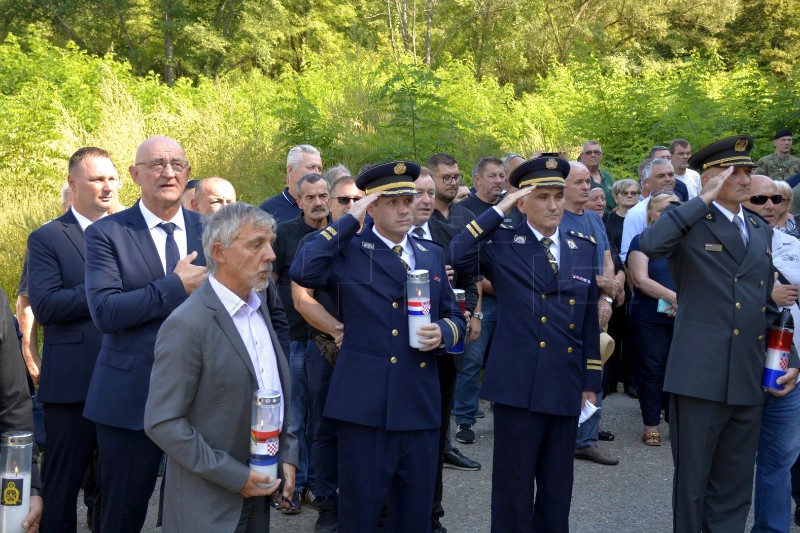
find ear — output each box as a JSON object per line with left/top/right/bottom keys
{"left": 210, "top": 241, "right": 226, "bottom": 266}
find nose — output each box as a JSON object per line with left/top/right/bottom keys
{"left": 263, "top": 243, "right": 277, "bottom": 264}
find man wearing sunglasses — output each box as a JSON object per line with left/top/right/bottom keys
{"left": 743, "top": 174, "right": 800, "bottom": 533}
{"left": 640, "top": 136, "right": 800, "bottom": 532}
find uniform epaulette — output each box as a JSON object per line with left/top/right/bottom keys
{"left": 742, "top": 206, "right": 767, "bottom": 228}
{"left": 566, "top": 230, "right": 596, "bottom": 245}
{"left": 499, "top": 222, "right": 516, "bottom": 230}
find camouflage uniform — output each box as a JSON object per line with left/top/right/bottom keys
{"left": 754, "top": 153, "right": 800, "bottom": 180}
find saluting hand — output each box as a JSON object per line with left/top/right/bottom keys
{"left": 347, "top": 192, "right": 382, "bottom": 222}
{"left": 698, "top": 166, "right": 735, "bottom": 205}
{"left": 495, "top": 187, "right": 534, "bottom": 215}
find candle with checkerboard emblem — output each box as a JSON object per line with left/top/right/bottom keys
{"left": 250, "top": 390, "right": 281, "bottom": 488}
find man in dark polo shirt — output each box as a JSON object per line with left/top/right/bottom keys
{"left": 426, "top": 153, "right": 476, "bottom": 229}
{"left": 273, "top": 173, "right": 332, "bottom": 512}
{"left": 260, "top": 145, "right": 323, "bottom": 223}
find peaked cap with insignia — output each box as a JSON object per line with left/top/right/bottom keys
{"left": 688, "top": 135, "right": 756, "bottom": 171}
{"left": 355, "top": 161, "right": 420, "bottom": 196}
{"left": 508, "top": 156, "right": 570, "bottom": 189}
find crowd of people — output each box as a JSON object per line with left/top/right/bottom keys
{"left": 4, "top": 129, "right": 800, "bottom": 532}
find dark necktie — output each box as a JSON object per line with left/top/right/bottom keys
{"left": 159, "top": 222, "right": 179, "bottom": 273}
{"left": 540, "top": 237, "right": 558, "bottom": 275}
{"left": 392, "top": 244, "right": 410, "bottom": 271}
{"left": 412, "top": 226, "right": 425, "bottom": 239}
{"left": 732, "top": 216, "right": 748, "bottom": 247}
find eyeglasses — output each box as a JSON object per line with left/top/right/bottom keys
{"left": 335, "top": 196, "right": 360, "bottom": 205}
{"left": 135, "top": 158, "right": 189, "bottom": 174}
{"left": 582, "top": 150, "right": 602, "bottom": 156}
{"left": 438, "top": 173, "right": 462, "bottom": 184}
{"left": 619, "top": 191, "right": 638, "bottom": 197}
{"left": 749, "top": 194, "right": 784, "bottom": 205}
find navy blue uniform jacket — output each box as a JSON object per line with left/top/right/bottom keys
{"left": 27, "top": 210, "right": 102, "bottom": 403}
{"left": 289, "top": 214, "right": 466, "bottom": 431}
{"left": 83, "top": 202, "right": 206, "bottom": 430}
{"left": 450, "top": 209, "right": 602, "bottom": 417}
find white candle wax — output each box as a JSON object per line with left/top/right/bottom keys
{"left": 408, "top": 297, "right": 432, "bottom": 348}
{"left": 0, "top": 472, "right": 30, "bottom": 533}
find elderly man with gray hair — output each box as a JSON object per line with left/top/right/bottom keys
{"left": 260, "top": 144, "right": 324, "bottom": 223}
{"left": 146, "top": 202, "right": 298, "bottom": 532}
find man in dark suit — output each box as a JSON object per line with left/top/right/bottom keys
{"left": 26, "top": 146, "right": 120, "bottom": 531}
{"left": 83, "top": 136, "right": 208, "bottom": 532}
{"left": 410, "top": 169, "right": 480, "bottom": 533}
{"left": 145, "top": 203, "right": 299, "bottom": 531}
{"left": 450, "top": 157, "right": 602, "bottom": 532}
{"left": 640, "top": 136, "right": 800, "bottom": 532}
{"left": 290, "top": 161, "right": 466, "bottom": 532}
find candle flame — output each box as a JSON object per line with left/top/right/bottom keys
{"left": 416, "top": 287, "right": 422, "bottom": 297}
{"left": 13, "top": 466, "right": 18, "bottom": 476}
{"left": 260, "top": 419, "right": 264, "bottom": 429}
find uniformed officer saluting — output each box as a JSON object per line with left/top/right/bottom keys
{"left": 640, "top": 136, "right": 800, "bottom": 532}
{"left": 289, "top": 161, "right": 466, "bottom": 533}
{"left": 450, "top": 156, "right": 602, "bottom": 533}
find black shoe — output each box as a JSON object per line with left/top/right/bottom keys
{"left": 315, "top": 502, "right": 338, "bottom": 532}
{"left": 574, "top": 445, "right": 619, "bottom": 466}
{"left": 432, "top": 520, "right": 448, "bottom": 533}
{"left": 281, "top": 490, "right": 302, "bottom": 515}
{"left": 443, "top": 447, "right": 481, "bottom": 471}
{"left": 598, "top": 430, "right": 615, "bottom": 441}
{"left": 455, "top": 424, "right": 475, "bottom": 444}
{"left": 625, "top": 385, "right": 639, "bottom": 399}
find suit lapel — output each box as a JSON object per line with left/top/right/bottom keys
{"left": 738, "top": 213, "right": 767, "bottom": 276}
{"left": 201, "top": 283, "right": 258, "bottom": 381}
{"left": 704, "top": 205, "right": 747, "bottom": 263}
{"left": 509, "top": 224, "right": 557, "bottom": 291}
{"left": 183, "top": 208, "right": 204, "bottom": 259}
{"left": 125, "top": 200, "right": 167, "bottom": 278}
{"left": 59, "top": 210, "right": 86, "bottom": 260}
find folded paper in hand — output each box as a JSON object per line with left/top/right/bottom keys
{"left": 579, "top": 400, "right": 599, "bottom": 425}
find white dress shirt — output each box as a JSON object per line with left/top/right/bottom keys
{"left": 139, "top": 202, "right": 188, "bottom": 273}
{"left": 373, "top": 227, "right": 416, "bottom": 270}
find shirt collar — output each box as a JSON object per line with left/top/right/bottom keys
{"left": 139, "top": 200, "right": 186, "bottom": 230}
{"left": 527, "top": 224, "right": 560, "bottom": 244}
{"left": 282, "top": 188, "right": 298, "bottom": 207}
{"left": 712, "top": 201, "right": 744, "bottom": 224}
{"left": 409, "top": 221, "right": 430, "bottom": 239}
{"left": 372, "top": 226, "right": 411, "bottom": 255}
{"left": 208, "top": 275, "right": 261, "bottom": 317}
{"left": 70, "top": 206, "right": 99, "bottom": 231}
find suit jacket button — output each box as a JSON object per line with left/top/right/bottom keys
{"left": 541, "top": 294, "right": 547, "bottom": 299}
{"left": 733, "top": 329, "right": 740, "bottom": 336}
{"left": 760, "top": 281, "right": 765, "bottom": 287}
{"left": 392, "top": 329, "right": 399, "bottom": 336}
{"left": 567, "top": 347, "right": 573, "bottom": 353}
{"left": 391, "top": 356, "right": 397, "bottom": 363}
{"left": 734, "top": 277, "right": 739, "bottom": 283}
{"left": 569, "top": 323, "right": 575, "bottom": 330}
{"left": 539, "top": 341, "right": 546, "bottom": 348}
{"left": 735, "top": 302, "right": 741, "bottom": 309}
{"left": 420, "top": 362, "right": 426, "bottom": 368}
{"left": 541, "top": 316, "right": 547, "bottom": 323}
{"left": 569, "top": 299, "right": 576, "bottom": 305}
{"left": 758, "top": 334, "right": 765, "bottom": 340}
{"left": 392, "top": 302, "right": 399, "bottom": 309}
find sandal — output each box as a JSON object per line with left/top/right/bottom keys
{"left": 642, "top": 431, "right": 661, "bottom": 446}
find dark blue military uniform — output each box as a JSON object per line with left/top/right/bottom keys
{"left": 290, "top": 162, "right": 466, "bottom": 533}
{"left": 450, "top": 157, "right": 602, "bottom": 533}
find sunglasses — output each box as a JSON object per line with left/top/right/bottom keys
{"left": 335, "top": 196, "right": 361, "bottom": 205}
{"left": 749, "top": 194, "right": 784, "bottom": 205}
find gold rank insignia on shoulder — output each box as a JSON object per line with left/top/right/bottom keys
{"left": 545, "top": 158, "right": 558, "bottom": 169}
{"left": 415, "top": 242, "right": 428, "bottom": 251}
{"left": 748, "top": 215, "right": 758, "bottom": 227}
{"left": 513, "top": 235, "right": 526, "bottom": 244}
{"left": 734, "top": 138, "right": 749, "bottom": 152}
{"left": 566, "top": 239, "right": 577, "bottom": 249}
{"left": 394, "top": 162, "right": 407, "bottom": 175}
{"left": 568, "top": 230, "right": 596, "bottom": 244}
{"left": 705, "top": 212, "right": 714, "bottom": 220}
{"left": 362, "top": 241, "right": 374, "bottom": 249}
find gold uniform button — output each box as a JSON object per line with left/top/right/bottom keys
{"left": 541, "top": 294, "right": 547, "bottom": 299}
{"left": 392, "top": 329, "right": 398, "bottom": 336}
{"left": 733, "top": 329, "right": 740, "bottom": 336}
{"left": 390, "top": 356, "right": 397, "bottom": 363}
{"left": 392, "top": 302, "right": 399, "bottom": 309}
{"left": 569, "top": 299, "right": 576, "bottom": 305}
{"left": 569, "top": 323, "right": 575, "bottom": 330}
{"left": 735, "top": 302, "right": 741, "bottom": 309}
{"left": 541, "top": 317, "right": 547, "bottom": 324}
{"left": 420, "top": 362, "right": 427, "bottom": 368}
{"left": 539, "top": 341, "right": 546, "bottom": 348}
{"left": 567, "top": 347, "right": 573, "bottom": 353}
{"left": 758, "top": 334, "right": 765, "bottom": 340}
{"left": 761, "top": 307, "right": 766, "bottom": 313}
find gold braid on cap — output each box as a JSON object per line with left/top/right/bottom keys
{"left": 702, "top": 156, "right": 755, "bottom": 170}
{"left": 365, "top": 181, "right": 416, "bottom": 194}
{"left": 519, "top": 176, "right": 566, "bottom": 188}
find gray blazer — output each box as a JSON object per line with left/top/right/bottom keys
{"left": 145, "top": 281, "right": 298, "bottom": 532}
{"left": 640, "top": 197, "right": 793, "bottom": 406}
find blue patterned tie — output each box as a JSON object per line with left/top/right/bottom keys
{"left": 159, "top": 222, "right": 179, "bottom": 273}
{"left": 732, "top": 216, "right": 748, "bottom": 247}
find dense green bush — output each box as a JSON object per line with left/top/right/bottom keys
{"left": 1, "top": 31, "right": 799, "bottom": 298}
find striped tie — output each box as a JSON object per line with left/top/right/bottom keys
{"left": 540, "top": 237, "right": 558, "bottom": 275}
{"left": 733, "top": 216, "right": 748, "bottom": 247}
{"left": 392, "top": 245, "right": 411, "bottom": 271}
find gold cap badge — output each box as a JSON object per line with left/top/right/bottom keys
{"left": 734, "top": 138, "right": 748, "bottom": 152}
{"left": 394, "top": 163, "right": 407, "bottom": 175}
{"left": 545, "top": 158, "right": 557, "bottom": 169}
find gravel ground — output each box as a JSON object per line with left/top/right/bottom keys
{"left": 71, "top": 391, "right": 796, "bottom": 532}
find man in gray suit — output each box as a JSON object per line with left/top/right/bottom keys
{"left": 145, "top": 202, "right": 299, "bottom": 532}
{"left": 640, "top": 136, "right": 800, "bottom": 532}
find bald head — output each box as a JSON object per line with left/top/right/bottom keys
{"left": 130, "top": 136, "right": 190, "bottom": 219}
{"left": 192, "top": 177, "right": 237, "bottom": 216}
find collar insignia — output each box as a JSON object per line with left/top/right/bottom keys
{"left": 362, "top": 241, "right": 375, "bottom": 250}
{"left": 513, "top": 235, "right": 526, "bottom": 244}
{"left": 416, "top": 242, "right": 428, "bottom": 252}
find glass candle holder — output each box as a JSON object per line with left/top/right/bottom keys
{"left": 250, "top": 389, "right": 281, "bottom": 488}
{"left": 407, "top": 270, "right": 431, "bottom": 348}
{"left": 0, "top": 431, "right": 32, "bottom": 533}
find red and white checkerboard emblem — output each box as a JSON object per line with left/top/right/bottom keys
{"left": 266, "top": 437, "right": 279, "bottom": 456}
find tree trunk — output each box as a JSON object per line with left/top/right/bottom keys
{"left": 425, "top": 0, "right": 434, "bottom": 65}
{"left": 112, "top": 0, "right": 141, "bottom": 75}
{"left": 164, "top": 0, "right": 175, "bottom": 86}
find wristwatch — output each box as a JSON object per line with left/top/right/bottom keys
{"left": 473, "top": 312, "right": 484, "bottom": 320}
